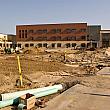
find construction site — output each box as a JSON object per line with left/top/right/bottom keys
{"left": 0, "top": 47, "right": 110, "bottom": 110}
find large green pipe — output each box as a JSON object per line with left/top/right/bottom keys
{"left": 0, "top": 84, "right": 63, "bottom": 101}
{"left": 34, "top": 88, "right": 58, "bottom": 98}
{"left": 0, "top": 98, "right": 19, "bottom": 109}
{"left": 0, "top": 85, "right": 62, "bottom": 108}
{"left": 0, "top": 88, "right": 59, "bottom": 108}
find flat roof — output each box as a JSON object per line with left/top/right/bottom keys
{"left": 16, "top": 22, "right": 87, "bottom": 27}
{"left": 100, "top": 30, "right": 110, "bottom": 33}
{"left": 88, "top": 25, "right": 101, "bottom": 27}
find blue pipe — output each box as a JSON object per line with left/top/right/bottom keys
{"left": 0, "top": 84, "right": 63, "bottom": 101}
{"left": 0, "top": 85, "right": 62, "bottom": 108}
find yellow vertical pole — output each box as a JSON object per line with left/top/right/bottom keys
{"left": 17, "top": 55, "right": 23, "bottom": 86}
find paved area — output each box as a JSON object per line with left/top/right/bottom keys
{"left": 41, "top": 84, "right": 110, "bottom": 110}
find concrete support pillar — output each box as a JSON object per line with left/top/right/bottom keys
{"left": 55, "top": 43, "right": 57, "bottom": 48}
{"left": 70, "top": 43, "right": 72, "bottom": 48}
{"left": 62, "top": 43, "right": 66, "bottom": 48}
{"left": 85, "top": 43, "right": 87, "bottom": 49}
{"left": 99, "top": 33, "right": 102, "bottom": 48}
{"left": 97, "top": 42, "right": 99, "bottom": 48}
{"left": 90, "top": 40, "right": 92, "bottom": 48}
{"left": 47, "top": 43, "right": 52, "bottom": 48}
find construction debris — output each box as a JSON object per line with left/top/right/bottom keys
{"left": 0, "top": 48, "right": 110, "bottom": 110}
{"left": 19, "top": 93, "right": 36, "bottom": 109}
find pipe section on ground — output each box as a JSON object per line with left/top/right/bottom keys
{"left": 0, "top": 84, "right": 63, "bottom": 108}
{"left": 18, "top": 104, "right": 26, "bottom": 110}
{"left": 0, "top": 84, "right": 63, "bottom": 101}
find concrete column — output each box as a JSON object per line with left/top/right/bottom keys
{"left": 62, "top": 43, "right": 66, "bottom": 48}
{"left": 85, "top": 43, "right": 87, "bottom": 49}
{"left": 99, "top": 33, "right": 102, "bottom": 48}
{"left": 70, "top": 43, "right": 72, "bottom": 48}
{"left": 47, "top": 43, "right": 52, "bottom": 48}
{"left": 97, "top": 42, "right": 99, "bottom": 48}
{"left": 55, "top": 43, "right": 57, "bottom": 48}
{"left": 90, "top": 40, "right": 92, "bottom": 48}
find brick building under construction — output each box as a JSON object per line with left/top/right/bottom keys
{"left": 16, "top": 23, "right": 101, "bottom": 49}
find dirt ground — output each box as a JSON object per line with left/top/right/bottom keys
{"left": 0, "top": 48, "right": 110, "bottom": 110}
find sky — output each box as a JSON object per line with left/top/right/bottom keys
{"left": 0, "top": 0, "right": 110, "bottom": 34}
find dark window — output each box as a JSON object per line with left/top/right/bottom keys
{"left": 72, "top": 43, "right": 76, "bottom": 47}
{"left": 22, "top": 33, "right": 24, "bottom": 38}
{"left": 10, "top": 44, "right": 12, "bottom": 48}
{"left": 25, "top": 33, "right": 27, "bottom": 38}
{"left": 63, "top": 28, "right": 76, "bottom": 34}
{"left": 25, "top": 30, "right": 27, "bottom": 38}
{"left": 36, "top": 30, "right": 43, "bottom": 34}
{"left": 22, "top": 30, "right": 24, "bottom": 33}
{"left": 30, "top": 43, "right": 34, "bottom": 47}
{"left": 22, "top": 30, "right": 24, "bottom": 38}
{"left": 7, "top": 44, "right": 8, "bottom": 47}
{"left": 56, "top": 36, "right": 61, "bottom": 41}
{"left": 87, "top": 35, "right": 89, "bottom": 41}
{"left": 19, "top": 34, "right": 21, "bottom": 38}
{"left": 28, "top": 30, "right": 34, "bottom": 33}
{"left": 49, "top": 36, "right": 56, "bottom": 41}
{"left": 71, "top": 29, "right": 76, "bottom": 32}
{"left": 67, "top": 36, "right": 72, "bottom": 41}
{"left": 25, "top": 30, "right": 27, "bottom": 33}
{"left": 25, "top": 44, "right": 29, "bottom": 47}
{"left": 52, "top": 43, "right": 55, "bottom": 48}
{"left": 15, "top": 44, "right": 17, "bottom": 47}
{"left": 56, "top": 29, "right": 61, "bottom": 33}
{"left": 67, "top": 36, "right": 76, "bottom": 41}
{"left": 3, "top": 44, "right": 5, "bottom": 47}
{"left": 72, "top": 36, "right": 76, "bottom": 40}
{"left": 80, "top": 28, "right": 86, "bottom": 32}
{"left": 42, "top": 29, "right": 48, "bottom": 33}
{"left": 81, "top": 43, "right": 86, "bottom": 47}
{"left": 66, "top": 43, "right": 71, "bottom": 48}
{"left": 76, "top": 36, "right": 81, "bottom": 41}
{"left": 43, "top": 43, "right": 48, "bottom": 47}
{"left": 43, "top": 37, "right": 47, "bottom": 41}
{"left": 81, "top": 36, "right": 86, "bottom": 40}
{"left": 37, "top": 43, "right": 42, "bottom": 47}
{"left": 87, "top": 43, "right": 91, "bottom": 48}
{"left": 65, "top": 28, "right": 72, "bottom": 33}
{"left": 0, "top": 43, "right": 2, "bottom": 47}
{"left": 18, "top": 44, "right": 21, "bottom": 48}
{"left": 48, "top": 29, "right": 61, "bottom": 34}
{"left": 36, "top": 37, "right": 43, "bottom": 41}
{"left": 19, "top": 30, "right": 21, "bottom": 38}
{"left": 57, "top": 43, "right": 61, "bottom": 47}
{"left": 62, "top": 36, "right": 68, "bottom": 41}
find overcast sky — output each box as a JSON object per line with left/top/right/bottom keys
{"left": 0, "top": 0, "right": 110, "bottom": 34}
